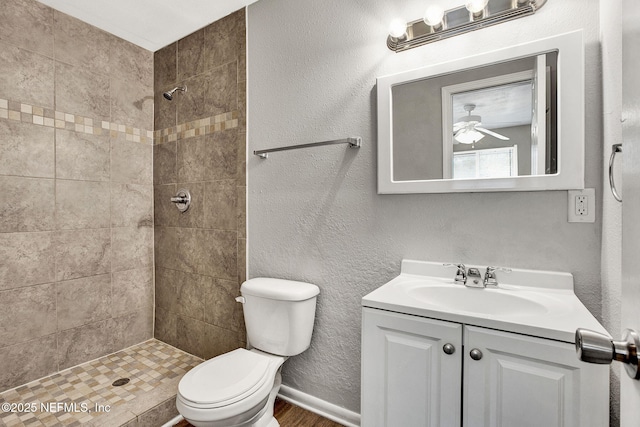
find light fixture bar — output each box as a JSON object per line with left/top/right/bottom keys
{"left": 387, "top": 0, "right": 547, "bottom": 52}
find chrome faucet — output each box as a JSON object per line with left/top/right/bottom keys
{"left": 483, "top": 266, "right": 512, "bottom": 287}
{"left": 465, "top": 268, "right": 484, "bottom": 288}
{"left": 444, "top": 263, "right": 467, "bottom": 284}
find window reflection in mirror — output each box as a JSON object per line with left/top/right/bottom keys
{"left": 391, "top": 52, "right": 557, "bottom": 182}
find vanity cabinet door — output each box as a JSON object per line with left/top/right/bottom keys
{"left": 361, "top": 308, "right": 462, "bottom": 427}
{"left": 463, "top": 325, "right": 608, "bottom": 427}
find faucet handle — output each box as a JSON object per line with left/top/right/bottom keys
{"left": 444, "top": 263, "right": 467, "bottom": 283}
{"left": 484, "top": 266, "right": 512, "bottom": 287}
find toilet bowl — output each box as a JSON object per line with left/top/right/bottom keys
{"left": 176, "top": 349, "right": 286, "bottom": 427}
{"left": 176, "top": 278, "right": 320, "bottom": 427}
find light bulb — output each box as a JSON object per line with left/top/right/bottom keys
{"left": 465, "top": 0, "right": 489, "bottom": 14}
{"left": 388, "top": 18, "right": 407, "bottom": 39}
{"left": 423, "top": 5, "right": 444, "bottom": 27}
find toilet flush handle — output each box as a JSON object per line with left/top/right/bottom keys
{"left": 235, "top": 296, "right": 245, "bottom": 304}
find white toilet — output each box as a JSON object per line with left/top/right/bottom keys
{"left": 176, "top": 277, "right": 320, "bottom": 427}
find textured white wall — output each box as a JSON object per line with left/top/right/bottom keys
{"left": 247, "top": 0, "right": 602, "bottom": 413}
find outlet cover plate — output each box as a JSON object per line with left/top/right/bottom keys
{"left": 568, "top": 188, "right": 595, "bottom": 223}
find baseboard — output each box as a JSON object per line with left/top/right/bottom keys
{"left": 161, "top": 414, "right": 183, "bottom": 427}
{"left": 277, "top": 385, "right": 361, "bottom": 427}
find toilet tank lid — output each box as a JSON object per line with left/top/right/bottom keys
{"left": 241, "top": 278, "right": 320, "bottom": 301}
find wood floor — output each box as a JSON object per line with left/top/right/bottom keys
{"left": 175, "top": 398, "right": 344, "bottom": 427}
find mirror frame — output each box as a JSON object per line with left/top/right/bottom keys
{"left": 377, "top": 31, "right": 584, "bottom": 194}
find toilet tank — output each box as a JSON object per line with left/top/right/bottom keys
{"left": 240, "top": 278, "right": 320, "bottom": 356}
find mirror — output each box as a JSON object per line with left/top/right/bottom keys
{"left": 377, "top": 31, "right": 584, "bottom": 193}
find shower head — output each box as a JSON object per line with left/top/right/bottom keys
{"left": 163, "top": 86, "right": 187, "bottom": 101}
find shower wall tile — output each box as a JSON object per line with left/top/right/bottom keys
{"left": 203, "top": 12, "right": 239, "bottom": 71}
{"left": 237, "top": 185, "right": 246, "bottom": 238}
{"left": 155, "top": 307, "right": 177, "bottom": 348}
{"left": 210, "top": 129, "right": 239, "bottom": 180}
{"left": 55, "top": 61, "right": 110, "bottom": 122}
{"left": 55, "top": 129, "right": 110, "bottom": 181}
{"left": 238, "top": 78, "right": 246, "bottom": 133}
{"left": 57, "top": 319, "right": 115, "bottom": 370}
{"left": 154, "top": 43, "right": 177, "bottom": 89}
{"left": 177, "top": 62, "right": 237, "bottom": 123}
{"left": 177, "top": 28, "right": 205, "bottom": 81}
{"left": 111, "top": 137, "right": 153, "bottom": 184}
{"left": 56, "top": 180, "right": 110, "bottom": 230}
{"left": 172, "top": 182, "right": 205, "bottom": 229}
{"left": 111, "top": 183, "right": 153, "bottom": 228}
{"left": 0, "top": 120, "right": 54, "bottom": 178}
{"left": 203, "top": 323, "right": 245, "bottom": 360}
{"left": 175, "top": 272, "right": 207, "bottom": 321}
{"left": 110, "top": 37, "right": 153, "bottom": 84}
{"left": 177, "top": 130, "right": 238, "bottom": 183}
{"left": 153, "top": 141, "right": 177, "bottom": 184}
{"left": 112, "top": 267, "right": 153, "bottom": 318}
{"left": 203, "top": 179, "right": 237, "bottom": 230}
{"left": 53, "top": 10, "right": 110, "bottom": 73}
{"left": 55, "top": 228, "right": 111, "bottom": 281}
{"left": 0, "top": 0, "right": 53, "bottom": 57}
{"left": 0, "top": 176, "right": 55, "bottom": 232}
{"left": 0, "top": 334, "right": 57, "bottom": 392}
{"left": 238, "top": 15, "right": 246, "bottom": 81}
{"left": 0, "top": 42, "right": 54, "bottom": 108}
{"left": 154, "top": 184, "right": 179, "bottom": 227}
{"left": 112, "top": 308, "right": 153, "bottom": 349}
{"left": 238, "top": 131, "right": 247, "bottom": 184}
{"left": 176, "top": 316, "right": 205, "bottom": 358}
{"left": 154, "top": 91, "right": 176, "bottom": 130}
{"left": 238, "top": 238, "right": 246, "bottom": 284}
{"left": 177, "top": 72, "right": 210, "bottom": 123}
{"left": 204, "top": 278, "right": 243, "bottom": 332}
{"left": 154, "top": 8, "right": 246, "bottom": 359}
{"left": 177, "top": 134, "right": 209, "bottom": 182}
{"left": 0, "top": 232, "right": 55, "bottom": 291}
{"left": 111, "top": 226, "right": 154, "bottom": 272}
{"left": 198, "top": 229, "right": 238, "bottom": 280}
{"left": 56, "top": 274, "right": 112, "bottom": 331}
{"left": 154, "top": 228, "right": 181, "bottom": 272}
{"left": 155, "top": 268, "right": 176, "bottom": 312}
{"left": 0, "top": 3, "right": 156, "bottom": 383}
{"left": 204, "top": 61, "right": 238, "bottom": 115}
{"left": 110, "top": 77, "right": 154, "bottom": 130}
{"left": 0, "top": 284, "right": 56, "bottom": 346}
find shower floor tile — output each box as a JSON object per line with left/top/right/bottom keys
{"left": 0, "top": 339, "right": 201, "bottom": 427}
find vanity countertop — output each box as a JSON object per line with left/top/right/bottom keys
{"left": 362, "top": 259, "right": 608, "bottom": 343}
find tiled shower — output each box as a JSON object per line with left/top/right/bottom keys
{"left": 0, "top": 0, "right": 246, "bottom": 424}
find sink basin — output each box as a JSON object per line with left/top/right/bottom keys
{"left": 405, "top": 284, "right": 549, "bottom": 316}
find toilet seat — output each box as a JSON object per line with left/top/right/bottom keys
{"left": 177, "top": 349, "right": 287, "bottom": 426}
{"left": 178, "top": 349, "right": 272, "bottom": 408}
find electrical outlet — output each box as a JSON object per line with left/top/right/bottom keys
{"left": 568, "top": 189, "right": 595, "bottom": 223}
{"left": 575, "top": 195, "right": 587, "bottom": 216}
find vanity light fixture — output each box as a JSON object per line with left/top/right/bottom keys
{"left": 387, "top": 0, "right": 548, "bottom": 52}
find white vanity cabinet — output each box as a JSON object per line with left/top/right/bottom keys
{"left": 361, "top": 307, "right": 608, "bottom": 427}
{"left": 361, "top": 308, "right": 462, "bottom": 427}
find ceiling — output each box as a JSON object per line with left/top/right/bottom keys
{"left": 452, "top": 80, "right": 533, "bottom": 129}
{"left": 37, "top": 0, "right": 259, "bottom": 52}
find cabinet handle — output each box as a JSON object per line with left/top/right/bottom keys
{"left": 443, "top": 343, "right": 456, "bottom": 355}
{"left": 470, "top": 348, "right": 483, "bottom": 360}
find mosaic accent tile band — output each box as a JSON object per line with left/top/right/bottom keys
{"left": 0, "top": 98, "right": 153, "bottom": 145}
{"left": 153, "top": 111, "right": 240, "bottom": 145}
{"left": 0, "top": 97, "right": 239, "bottom": 146}
{"left": 0, "top": 339, "right": 201, "bottom": 427}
